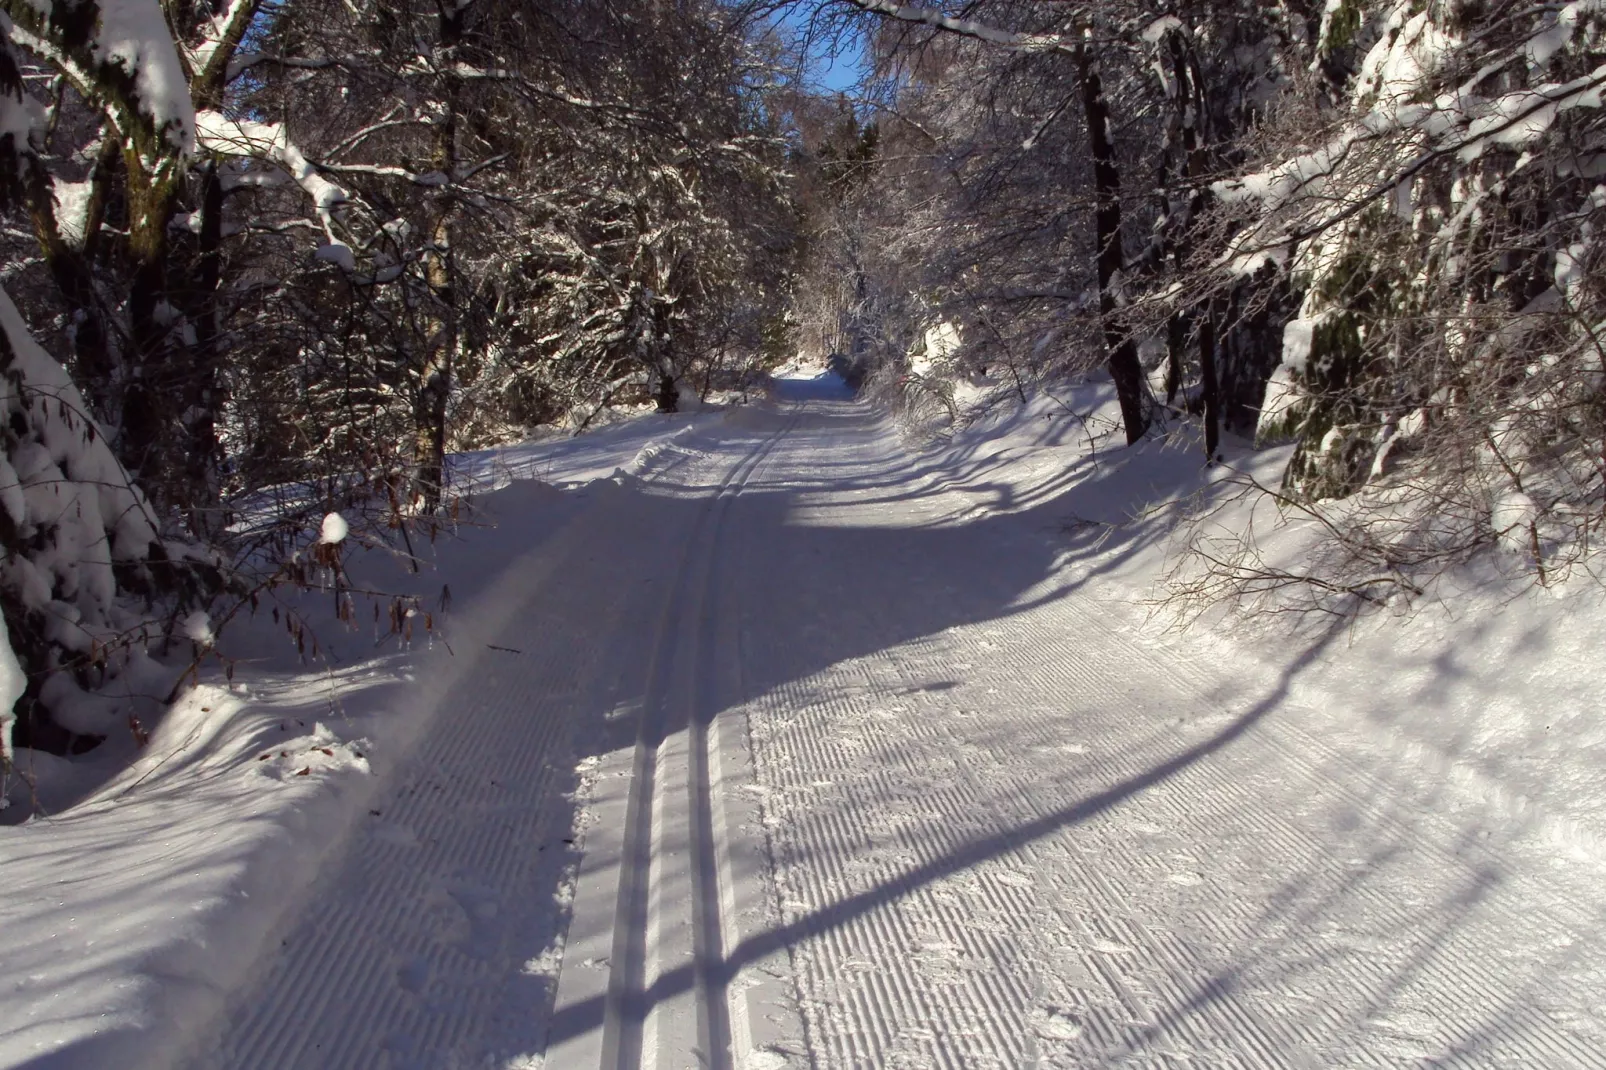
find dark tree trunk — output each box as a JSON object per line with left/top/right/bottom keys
{"left": 121, "top": 153, "right": 182, "bottom": 498}
{"left": 1164, "top": 310, "right": 1187, "bottom": 405}
{"left": 650, "top": 288, "right": 678, "bottom": 412}
{"left": 414, "top": 211, "right": 454, "bottom": 513}
{"left": 1199, "top": 296, "right": 1222, "bottom": 462}
{"left": 656, "top": 371, "right": 678, "bottom": 412}
{"left": 413, "top": 1, "right": 469, "bottom": 513}
{"left": 27, "top": 140, "right": 116, "bottom": 418}
{"left": 414, "top": 353, "right": 450, "bottom": 511}
{"left": 179, "top": 162, "right": 225, "bottom": 532}
{"left": 1156, "top": 27, "right": 1223, "bottom": 463}
{"left": 1080, "top": 45, "right": 1147, "bottom": 445}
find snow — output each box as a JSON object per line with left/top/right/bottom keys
{"left": 91, "top": 0, "right": 196, "bottom": 153}
{"left": 181, "top": 609, "right": 214, "bottom": 646}
{"left": 180, "top": 0, "right": 253, "bottom": 76}
{"left": 0, "top": 281, "right": 171, "bottom": 785}
{"left": 0, "top": 608, "right": 23, "bottom": 765}
{"left": 1491, "top": 487, "right": 1541, "bottom": 555}
{"left": 1222, "top": 1, "right": 1606, "bottom": 291}
{"left": 913, "top": 320, "right": 960, "bottom": 375}
{"left": 1355, "top": 8, "right": 1455, "bottom": 109}
{"left": 0, "top": 285, "right": 157, "bottom": 583}
{"left": 1557, "top": 241, "right": 1588, "bottom": 297}
{"left": 0, "top": 289, "right": 157, "bottom": 572}
{"left": 1140, "top": 15, "right": 1184, "bottom": 44}
{"left": 4, "top": 379, "right": 1606, "bottom": 1068}
{"left": 0, "top": 455, "right": 22, "bottom": 526}
{"left": 844, "top": 0, "right": 1066, "bottom": 52}
{"left": 1280, "top": 314, "right": 1319, "bottom": 372}
{"left": 0, "top": 19, "right": 31, "bottom": 157}
{"left": 195, "top": 111, "right": 349, "bottom": 241}
{"left": 318, "top": 511, "right": 349, "bottom": 545}
{"left": 313, "top": 241, "right": 355, "bottom": 272}
{"left": 1527, "top": 0, "right": 1602, "bottom": 68}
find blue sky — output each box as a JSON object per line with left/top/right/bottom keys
{"left": 778, "top": 7, "right": 867, "bottom": 95}
{"left": 813, "top": 37, "right": 865, "bottom": 94}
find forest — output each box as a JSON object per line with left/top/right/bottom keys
{"left": 1, "top": 0, "right": 1602, "bottom": 761}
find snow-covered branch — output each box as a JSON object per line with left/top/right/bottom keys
{"left": 195, "top": 110, "right": 349, "bottom": 247}
{"left": 2, "top": 0, "right": 195, "bottom": 156}
{"left": 840, "top": 0, "right": 1071, "bottom": 52}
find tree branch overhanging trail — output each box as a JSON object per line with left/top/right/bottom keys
{"left": 0, "top": 0, "right": 1598, "bottom": 849}
{"left": 0, "top": 0, "right": 799, "bottom": 758}
{"left": 839, "top": 0, "right": 1071, "bottom": 51}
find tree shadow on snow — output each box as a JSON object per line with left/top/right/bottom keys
{"left": 82, "top": 395, "right": 1599, "bottom": 1070}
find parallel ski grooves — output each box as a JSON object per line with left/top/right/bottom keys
{"left": 599, "top": 413, "right": 795, "bottom": 1069}
{"left": 196, "top": 393, "right": 1606, "bottom": 1070}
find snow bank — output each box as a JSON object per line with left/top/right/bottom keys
{"left": 6, "top": 381, "right": 1605, "bottom": 1065}
{"left": 904, "top": 382, "right": 1606, "bottom": 850}
{"left": 0, "top": 400, "right": 723, "bottom": 1068}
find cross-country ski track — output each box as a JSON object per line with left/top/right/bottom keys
{"left": 16, "top": 374, "right": 1606, "bottom": 1070}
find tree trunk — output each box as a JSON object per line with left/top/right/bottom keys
{"left": 121, "top": 154, "right": 182, "bottom": 498}
{"left": 27, "top": 139, "right": 117, "bottom": 420}
{"left": 415, "top": 211, "right": 453, "bottom": 514}
{"left": 1199, "top": 296, "right": 1221, "bottom": 462}
{"left": 1165, "top": 28, "right": 1221, "bottom": 463}
{"left": 1164, "top": 310, "right": 1187, "bottom": 405}
{"left": 413, "top": 1, "right": 469, "bottom": 513}
{"left": 179, "top": 161, "right": 225, "bottom": 532}
{"left": 1080, "top": 45, "right": 1147, "bottom": 445}
{"left": 656, "top": 370, "right": 679, "bottom": 412}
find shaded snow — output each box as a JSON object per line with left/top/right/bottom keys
{"left": 3, "top": 382, "right": 1604, "bottom": 1068}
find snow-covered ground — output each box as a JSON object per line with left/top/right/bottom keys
{"left": 4, "top": 372, "right": 1605, "bottom": 1069}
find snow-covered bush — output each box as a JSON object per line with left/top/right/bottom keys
{"left": 827, "top": 0, "right": 1606, "bottom": 598}
{"left": 0, "top": 283, "right": 170, "bottom": 755}
{"left": 1229, "top": 0, "right": 1606, "bottom": 580}
{"left": 0, "top": 8, "right": 224, "bottom": 761}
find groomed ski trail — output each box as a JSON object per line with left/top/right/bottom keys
{"left": 189, "top": 406, "right": 804, "bottom": 1070}
{"left": 190, "top": 378, "right": 1606, "bottom": 1069}
{"left": 544, "top": 408, "right": 800, "bottom": 1070}
{"left": 729, "top": 395, "right": 1606, "bottom": 1069}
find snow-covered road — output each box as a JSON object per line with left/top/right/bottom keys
{"left": 187, "top": 380, "right": 1606, "bottom": 1069}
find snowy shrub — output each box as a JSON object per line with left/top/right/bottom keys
{"left": 1222, "top": 0, "right": 1606, "bottom": 584}
{"left": 824, "top": 0, "right": 1606, "bottom": 605}
{"left": 0, "top": 286, "right": 175, "bottom": 755}
{"left": 0, "top": 9, "right": 229, "bottom": 761}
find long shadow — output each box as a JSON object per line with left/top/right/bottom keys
{"left": 770, "top": 371, "right": 857, "bottom": 402}
{"left": 1083, "top": 754, "right": 1605, "bottom": 1066}
{"left": 479, "top": 399, "right": 1265, "bottom": 1065}
{"left": 38, "top": 393, "right": 1552, "bottom": 1069}
{"left": 540, "top": 596, "right": 1350, "bottom": 1050}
